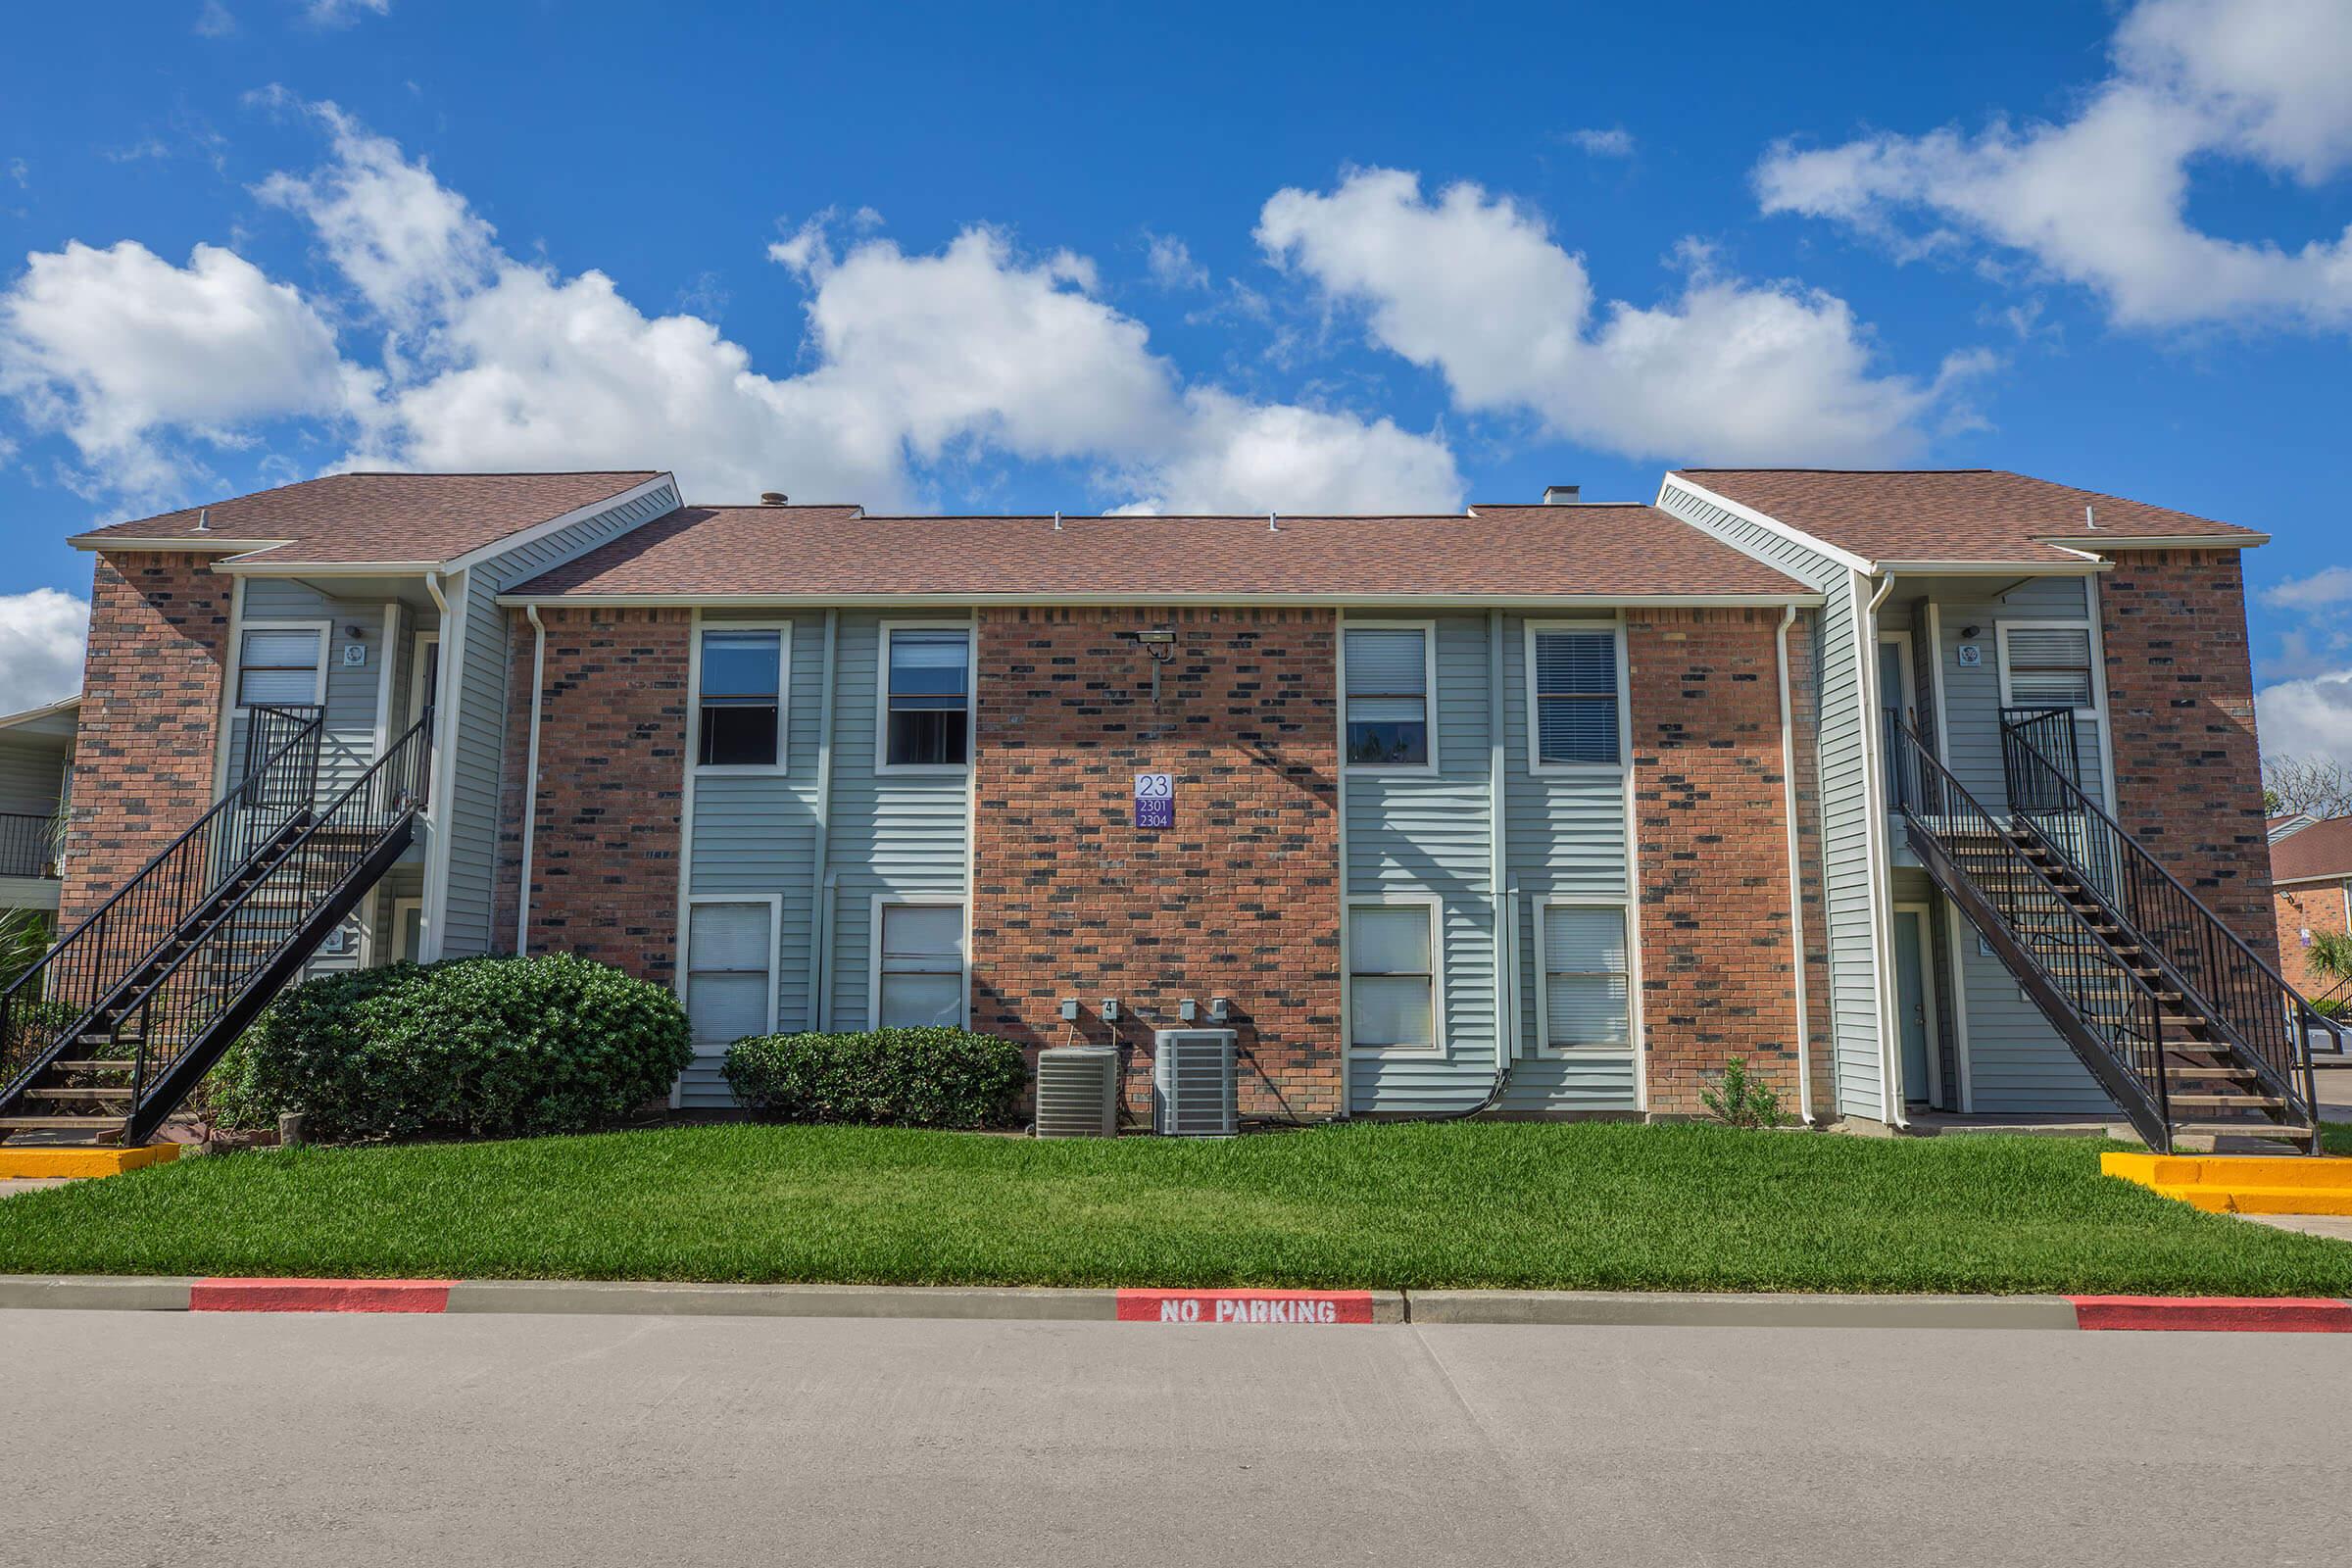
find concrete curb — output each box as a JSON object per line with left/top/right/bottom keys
{"left": 1, "top": 1275, "right": 2345, "bottom": 1331}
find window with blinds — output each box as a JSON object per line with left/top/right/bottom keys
{"left": 686, "top": 902, "right": 773, "bottom": 1048}
{"left": 698, "top": 628, "right": 784, "bottom": 767}
{"left": 1542, "top": 903, "right": 1630, "bottom": 1051}
{"left": 235, "top": 626, "right": 325, "bottom": 709}
{"left": 1349, "top": 903, "right": 1437, "bottom": 1050}
{"left": 885, "top": 628, "right": 971, "bottom": 768}
{"left": 1532, "top": 629, "right": 1619, "bottom": 765}
{"left": 2002, "top": 626, "right": 2095, "bottom": 710}
{"left": 877, "top": 902, "right": 966, "bottom": 1028}
{"left": 1345, "top": 626, "right": 1430, "bottom": 766}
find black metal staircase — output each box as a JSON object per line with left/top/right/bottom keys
{"left": 1887, "top": 710, "right": 2336, "bottom": 1152}
{"left": 0, "top": 707, "right": 431, "bottom": 1147}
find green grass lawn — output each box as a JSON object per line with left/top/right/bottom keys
{"left": 2, "top": 1121, "right": 2348, "bottom": 1296}
{"left": 2324, "top": 1121, "right": 2352, "bottom": 1157}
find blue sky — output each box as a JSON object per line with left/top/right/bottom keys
{"left": 2, "top": 0, "right": 2348, "bottom": 759}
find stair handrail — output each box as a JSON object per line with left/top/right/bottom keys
{"left": 1998, "top": 708, "right": 2334, "bottom": 1121}
{"left": 0, "top": 706, "right": 325, "bottom": 1102}
{"left": 117, "top": 711, "right": 433, "bottom": 1128}
{"left": 1887, "top": 717, "right": 2181, "bottom": 1141}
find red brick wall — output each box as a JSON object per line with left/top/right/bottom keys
{"left": 2097, "top": 550, "right": 2278, "bottom": 962}
{"left": 1626, "top": 609, "right": 1816, "bottom": 1117}
{"left": 969, "top": 607, "right": 1343, "bottom": 1122}
{"left": 59, "top": 551, "right": 232, "bottom": 927}
{"left": 493, "top": 607, "right": 690, "bottom": 984}
{"left": 2275, "top": 880, "right": 2350, "bottom": 999}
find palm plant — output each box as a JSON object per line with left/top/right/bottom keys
{"left": 0, "top": 906, "right": 52, "bottom": 994}
{"left": 2306, "top": 930, "right": 2352, "bottom": 1015}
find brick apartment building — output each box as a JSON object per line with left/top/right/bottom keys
{"left": 12, "top": 465, "right": 2333, "bottom": 1151}
{"left": 2272, "top": 814, "right": 2352, "bottom": 1005}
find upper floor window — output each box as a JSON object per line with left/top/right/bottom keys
{"left": 698, "top": 627, "right": 784, "bottom": 768}
{"left": 884, "top": 627, "right": 971, "bottom": 769}
{"left": 1531, "top": 628, "right": 1620, "bottom": 766}
{"left": 1345, "top": 626, "right": 1431, "bottom": 768}
{"left": 235, "top": 626, "right": 325, "bottom": 710}
{"left": 1999, "top": 625, "right": 2096, "bottom": 712}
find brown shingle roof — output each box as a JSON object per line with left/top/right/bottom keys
{"left": 1671, "top": 469, "right": 2264, "bottom": 566}
{"left": 73, "top": 471, "right": 666, "bottom": 566}
{"left": 509, "top": 503, "right": 1813, "bottom": 602}
{"left": 2273, "top": 816, "right": 2352, "bottom": 883}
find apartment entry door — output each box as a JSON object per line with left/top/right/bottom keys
{"left": 1893, "top": 906, "right": 1938, "bottom": 1108}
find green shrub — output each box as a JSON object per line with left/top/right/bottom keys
{"left": 221, "top": 954, "right": 691, "bottom": 1142}
{"left": 1699, "top": 1055, "right": 1788, "bottom": 1129}
{"left": 723, "top": 1028, "right": 1029, "bottom": 1129}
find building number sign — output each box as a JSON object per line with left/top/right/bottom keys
{"left": 1134, "top": 772, "right": 1174, "bottom": 830}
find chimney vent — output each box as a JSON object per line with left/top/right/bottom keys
{"left": 760, "top": 491, "right": 788, "bottom": 507}
{"left": 1543, "top": 485, "right": 1581, "bottom": 506}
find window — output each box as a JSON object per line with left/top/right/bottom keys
{"left": 1531, "top": 628, "right": 1620, "bottom": 766}
{"left": 1345, "top": 626, "right": 1431, "bottom": 767}
{"left": 1348, "top": 902, "right": 1438, "bottom": 1051}
{"left": 698, "top": 627, "right": 785, "bottom": 768}
{"left": 1540, "top": 903, "right": 1631, "bottom": 1052}
{"left": 686, "top": 900, "right": 776, "bottom": 1048}
{"left": 411, "top": 632, "right": 440, "bottom": 723}
{"left": 2000, "top": 625, "right": 2095, "bottom": 711}
{"left": 884, "top": 627, "right": 971, "bottom": 768}
{"left": 235, "top": 626, "right": 325, "bottom": 709}
{"left": 875, "top": 902, "right": 966, "bottom": 1028}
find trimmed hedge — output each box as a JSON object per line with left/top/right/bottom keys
{"left": 218, "top": 954, "right": 692, "bottom": 1142}
{"left": 722, "top": 1028, "right": 1029, "bottom": 1129}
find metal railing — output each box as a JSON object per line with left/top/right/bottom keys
{"left": 115, "top": 714, "right": 432, "bottom": 1133}
{"left": 1999, "top": 707, "right": 2334, "bottom": 1121}
{"left": 1886, "top": 718, "right": 2179, "bottom": 1139}
{"left": 0, "top": 812, "right": 58, "bottom": 880}
{"left": 0, "top": 706, "right": 324, "bottom": 1103}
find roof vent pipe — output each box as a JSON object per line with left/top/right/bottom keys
{"left": 2084, "top": 505, "right": 2097, "bottom": 530}
{"left": 760, "top": 491, "right": 788, "bottom": 507}
{"left": 1053, "top": 511, "right": 1062, "bottom": 531}
{"left": 194, "top": 508, "right": 211, "bottom": 533}
{"left": 1268, "top": 511, "right": 1280, "bottom": 533}
{"left": 1543, "top": 485, "right": 1580, "bottom": 505}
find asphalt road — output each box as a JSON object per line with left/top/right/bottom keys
{"left": 6, "top": 1310, "right": 2349, "bottom": 1567}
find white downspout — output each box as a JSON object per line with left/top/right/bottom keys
{"left": 1488, "top": 610, "right": 1513, "bottom": 1096}
{"left": 420, "top": 570, "right": 455, "bottom": 961}
{"left": 515, "top": 604, "right": 547, "bottom": 956}
{"left": 807, "top": 610, "right": 838, "bottom": 1030}
{"left": 1860, "top": 573, "right": 1904, "bottom": 1127}
{"left": 1776, "top": 604, "right": 1814, "bottom": 1126}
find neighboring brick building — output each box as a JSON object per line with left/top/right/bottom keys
{"left": 30, "top": 464, "right": 2316, "bottom": 1149}
{"left": 2270, "top": 815, "right": 2352, "bottom": 1003}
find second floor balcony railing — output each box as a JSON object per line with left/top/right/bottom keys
{"left": 0, "top": 811, "right": 60, "bottom": 880}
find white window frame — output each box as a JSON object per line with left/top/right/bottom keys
{"left": 231, "top": 619, "right": 330, "bottom": 715}
{"left": 867, "top": 895, "right": 970, "bottom": 1030}
{"left": 875, "top": 620, "right": 977, "bottom": 777}
{"left": 1994, "top": 620, "right": 2101, "bottom": 718}
{"left": 1344, "top": 892, "right": 1446, "bottom": 1059}
{"left": 409, "top": 631, "right": 441, "bottom": 726}
{"left": 1878, "top": 630, "right": 1919, "bottom": 723}
{"left": 388, "top": 896, "right": 425, "bottom": 966}
{"left": 1523, "top": 619, "right": 1626, "bottom": 775}
{"left": 681, "top": 893, "right": 783, "bottom": 1049}
{"left": 690, "top": 620, "right": 792, "bottom": 775}
{"left": 1341, "top": 619, "right": 1440, "bottom": 776}
{"left": 1532, "top": 895, "right": 1636, "bottom": 1057}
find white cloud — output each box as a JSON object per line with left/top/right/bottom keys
{"left": 1256, "top": 168, "right": 1967, "bottom": 465}
{"left": 1565, "top": 127, "right": 1636, "bottom": 159}
{"left": 0, "top": 590, "right": 89, "bottom": 713}
{"left": 0, "top": 239, "right": 352, "bottom": 499}
{"left": 2263, "top": 566, "right": 2352, "bottom": 612}
{"left": 2259, "top": 669, "right": 2352, "bottom": 767}
{"left": 1754, "top": 0, "right": 2352, "bottom": 332}
{"left": 304, "top": 0, "right": 390, "bottom": 24}
{"left": 1115, "top": 389, "right": 1461, "bottom": 514}
{"left": 1146, "top": 233, "right": 1210, "bottom": 290}
{"left": 194, "top": 1, "right": 234, "bottom": 37}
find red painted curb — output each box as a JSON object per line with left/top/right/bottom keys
{"left": 1116, "top": 1289, "right": 1374, "bottom": 1325}
{"left": 2069, "top": 1296, "right": 2352, "bottom": 1333}
{"left": 191, "top": 1278, "right": 454, "bottom": 1314}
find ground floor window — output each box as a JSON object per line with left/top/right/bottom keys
{"left": 873, "top": 900, "right": 966, "bottom": 1028}
{"left": 1539, "top": 901, "right": 1631, "bottom": 1051}
{"left": 1348, "top": 900, "right": 1439, "bottom": 1051}
{"left": 686, "top": 899, "right": 777, "bottom": 1048}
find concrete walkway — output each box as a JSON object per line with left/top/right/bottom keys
{"left": 3, "top": 1309, "right": 2345, "bottom": 1567}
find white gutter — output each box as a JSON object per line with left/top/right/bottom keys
{"left": 516, "top": 604, "right": 548, "bottom": 955}
{"left": 1488, "top": 609, "right": 1513, "bottom": 1092}
{"left": 419, "top": 570, "right": 458, "bottom": 961}
{"left": 1775, "top": 604, "right": 1814, "bottom": 1126}
{"left": 494, "top": 591, "right": 1824, "bottom": 612}
{"left": 807, "top": 610, "right": 839, "bottom": 1028}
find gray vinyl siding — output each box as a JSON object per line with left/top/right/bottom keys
{"left": 673, "top": 612, "right": 971, "bottom": 1108}
{"left": 1931, "top": 575, "right": 2106, "bottom": 809}
{"left": 1345, "top": 616, "right": 1496, "bottom": 1113}
{"left": 0, "top": 735, "right": 68, "bottom": 817}
{"left": 1497, "top": 616, "right": 1638, "bottom": 1114}
{"left": 232, "top": 578, "right": 382, "bottom": 799}
{"left": 436, "top": 481, "right": 680, "bottom": 956}
{"left": 1658, "top": 483, "right": 1886, "bottom": 1121}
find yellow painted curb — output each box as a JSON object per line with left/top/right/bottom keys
{"left": 2104, "top": 1151, "right": 2352, "bottom": 1214}
{"left": 0, "top": 1144, "right": 181, "bottom": 1179}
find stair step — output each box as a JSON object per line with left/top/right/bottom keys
{"left": 2166, "top": 1093, "right": 2287, "bottom": 1109}
{"left": 2171, "top": 1121, "right": 2316, "bottom": 1142}
{"left": 0, "top": 1115, "right": 128, "bottom": 1132}
{"left": 47, "top": 1059, "right": 136, "bottom": 1072}
{"left": 24, "top": 1086, "right": 132, "bottom": 1102}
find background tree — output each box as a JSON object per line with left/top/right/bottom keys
{"left": 2261, "top": 754, "right": 2352, "bottom": 821}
